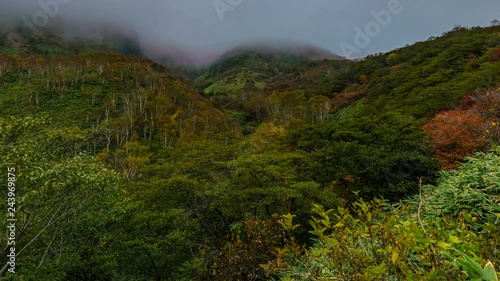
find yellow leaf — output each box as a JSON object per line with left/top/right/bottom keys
{"left": 334, "top": 222, "right": 344, "bottom": 228}
{"left": 391, "top": 250, "right": 399, "bottom": 264}
{"left": 437, "top": 241, "right": 452, "bottom": 249}
{"left": 449, "top": 235, "right": 462, "bottom": 244}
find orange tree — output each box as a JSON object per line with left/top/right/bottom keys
{"left": 422, "top": 109, "right": 490, "bottom": 169}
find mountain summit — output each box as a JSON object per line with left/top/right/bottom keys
{"left": 219, "top": 41, "right": 344, "bottom": 61}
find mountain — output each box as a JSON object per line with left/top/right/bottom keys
{"left": 1, "top": 24, "right": 500, "bottom": 281}
{"left": 0, "top": 26, "right": 142, "bottom": 56}
{"left": 326, "top": 25, "right": 500, "bottom": 118}
{"left": 0, "top": 30, "right": 229, "bottom": 148}
{"left": 219, "top": 41, "right": 344, "bottom": 61}
{"left": 186, "top": 25, "right": 500, "bottom": 134}
{"left": 192, "top": 42, "right": 347, "bottom": 116}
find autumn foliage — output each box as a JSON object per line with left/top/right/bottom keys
{"left": 423, "top": 109, "right": 489, "bottom": 169}
{"left": 423, "top": 88, "right": 500, "bottom": 169}
{"left": 488, "top": 48, "right": 500, "bottom": 62}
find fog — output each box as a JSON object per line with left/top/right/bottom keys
{"left": 0, "top": 0, "right": 498, "bottom": 64}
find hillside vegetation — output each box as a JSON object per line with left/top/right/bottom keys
{"left": 0, "top": 24, "right": 499, "bottom": 280}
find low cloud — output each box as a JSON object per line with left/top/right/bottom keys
{"left": 0, "top": 0, "right": 498, "bottom": 64}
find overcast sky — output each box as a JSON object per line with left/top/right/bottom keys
{"left": 0, "top": 0, "right": 499, "bottom": 63}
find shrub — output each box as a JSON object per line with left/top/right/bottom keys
{"left": 489, "top": 48, "right": 500, "bottom": 62}
{"left": 274, "top": 147, "right": 500, "bottom": 280}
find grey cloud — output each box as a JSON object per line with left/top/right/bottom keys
{"left": 0, "top": 0, "right": 499, "bottom": 64}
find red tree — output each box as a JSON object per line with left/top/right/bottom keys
{"left": 423, "top": 109, "right": 490, "bottom": 169}
{"left": 489, "top": 48, "right": 500, "bottom": 62}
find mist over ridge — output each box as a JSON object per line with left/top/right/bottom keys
{"left": 0, "top": 0, "right": 497, "bottom": 65}
{"left": 0, "top": 23, "right": 345, "bottom": 66}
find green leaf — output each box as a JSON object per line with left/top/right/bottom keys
{"left": 437, "top": 241, "right": 452, "bottom": 250}
{"left": 449, "top": 235, "right": 462, "bottom": 244}
{"left": 483, "top": 261, "right": 498, "bottom": 281}
{"left": 455, "top": 258, "right": 481, "bottom": 277}
{"left": 460, "top": 252, "right": 484, "bottom": 276}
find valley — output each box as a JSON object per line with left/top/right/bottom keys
{"left": 0, "top": 23, "right": 499, "bottom": 280}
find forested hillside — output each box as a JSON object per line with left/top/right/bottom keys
{"left": 0, "top": 24, "right": 499, "bottom": 280}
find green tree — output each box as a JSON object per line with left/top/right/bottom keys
{"left": 286, "top": 113, "right": 438, "bottom": 200}
{"left": 0, "top": 117, "right": 124, "bottom": 280}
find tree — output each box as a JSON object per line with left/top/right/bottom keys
{"left": 422, "top": 108, "right": 489, "bottom": 169}
{"left": 211, "top": 217, "right": 285, "bottom": 281}
{"left": 471, "top": 87, "right": 500, "bottom": 143}
{"left": 488, "top": 48, "right": 500, "bottom": 62}
{"left": 114, "top": 140, "right": 151, "bottom": 178}
{"left": 308, "top": 95, "right": 332, "bottom": 123}
{"left": 266, "top": 90, "right": 306, "bottom": 123}
{"left": 286, "top": 113, "right": 438, "bottom": 200}
{"left": 0, "top": 117, "right": 124, "bottom": 279}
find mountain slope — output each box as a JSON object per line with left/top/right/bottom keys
{"left": 0, "top": 27, "right": 142, "bottom": 56}
{"left": 0, "top": 41, "right": 229, "bottom": 149}
{"left": 330, "top": 25, "right": 500, "bottom": 119}
{"left": 234, "top": 25, "right": 500, "bottom": 125}
{"left": 193, "top": 43, "right": 346, "bottom": 96}
{"left": 1, "top": 23, "right": 500, "bottom": 281}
